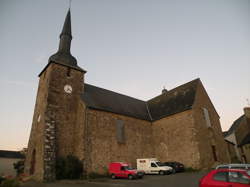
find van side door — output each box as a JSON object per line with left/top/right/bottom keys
{"left": 150, "top": 162, "right": 159, "bottom": 174}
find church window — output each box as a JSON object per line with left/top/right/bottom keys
{"left": 116, "top": 119, "right": 125, "bottom": 143}
{"left": 202, "top": 108, "right": 211, "bottom": 127}
{"left": 67, "top": 67, "right": 71, "bottom": 77}
{"left": 211, "top": 145, "right": 218, "bottom": 161}
{"left": 37, "top": 114, "right": 41, "bottom": 122}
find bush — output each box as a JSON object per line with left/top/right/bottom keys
{"left": 0, "top": 179, "right": 19, "bottom": 187}
{"left": 56, "top": 155, "right": 83, "bottom": 179}
{"left": 185, "top": 167, "right": 199, "bottom": 172}
{"left": 13, "top": 160, "right": 24, "bottom": 176}
{"left": 88, "top": 172, "right": 108, "bottom": 179}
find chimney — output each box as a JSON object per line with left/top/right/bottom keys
{"left": 244, "top": 107, "right": 250, "bottom": 119}
{"left": 162, "top": 87, "right": 168, "bottom": 94}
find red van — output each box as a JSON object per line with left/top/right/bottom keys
{"left": 109, "top": 162, "right": 144, "bottom": 179}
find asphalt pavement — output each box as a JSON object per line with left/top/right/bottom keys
{"left": 21, "top": 171, "right": 207, "bottom": 187}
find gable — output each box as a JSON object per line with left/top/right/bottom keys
{"left": 224, "top": 115, "right": 245, "bottom": 137}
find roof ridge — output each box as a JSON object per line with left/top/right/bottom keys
{"left": 147, "top": 78, "right": 200, "bottom": 102}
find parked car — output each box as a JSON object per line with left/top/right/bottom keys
{"left": 109, "top": 162, "right": 144, "bottom": 179}
{"left": 216, "top": 164, "right": 250, "bottom": 170}
{"left": 137, "top": 158, "right": 172, "bottom": 175}
{"left": 199, "top": 169, "right": 250, "bottom": 187}
{"left": 163, "top": 162, "right": 185, "bottom": 173}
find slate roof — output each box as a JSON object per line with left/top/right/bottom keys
{"left": 147, "top": 79, "right": 199, "bottom": 121}
{"left": 82, "top": 84, "right": 151, "bottom": 121}
{"left": 82, "top": 78, "right": 200, "bottom": 121}
{"left": 224, "top": 115, "right": 245, "bottom": 137}
{"left": 0, "top": 150, "right": 24, "bottom": 159}
{"left": 238, "top": 133, "right": 250, "bottom": 147}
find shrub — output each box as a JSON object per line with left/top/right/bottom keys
{"left": 56, "top": 155, "right": 83, "bottom": 179}
{"left": 185, "top": 167, "right": 199, "bottom": 172}
{"left": 13, "top": 160, "right": 24, "bottom": 176}
{"left": 88, "top": 172, "right": 108, "bottom": 179}
{"left": 0, "top": 179, "right": 19, "bottom": 187}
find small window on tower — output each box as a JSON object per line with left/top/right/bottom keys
{"left": 37, "top": 114, "right": 41, "bottom": 122}
{"left": 67, "top": 68, "right": 71, "bottom": 77}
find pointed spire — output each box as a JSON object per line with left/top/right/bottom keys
{"left": 60, "top": 9, "right": 72, "bottom": 39}
{"left": 48, "top": 9, "right": 78, "bottom": 67}
{"left": 40, "top": 9, "right": 86, "bottom": 77}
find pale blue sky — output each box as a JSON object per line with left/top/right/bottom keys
{"left": 0, "top": 0, "right": 249, "bottom": 150}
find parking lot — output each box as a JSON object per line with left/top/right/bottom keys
{"left": 22, "top": 171, "right": 207, "bottom": 187}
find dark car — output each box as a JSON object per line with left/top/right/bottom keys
{"left": 163, "top": 162, "right": 185, "bottom": 173}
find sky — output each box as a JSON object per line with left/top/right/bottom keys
{"left": 0, "top": 0, "right": 249, "bottom": 151}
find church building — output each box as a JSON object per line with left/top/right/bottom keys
{"left": 24, "top": 10, "right": 229, "bottom": 181}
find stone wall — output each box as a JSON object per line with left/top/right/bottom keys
{"left": 47, "top": 64, "right": 84, "bottom": 158}
{"left": 152, "top": 110, "right": 200, "bottom": 168}
{"left": 24, "top": 64, "right": 53, "bottom": 181}
{"left": 85, "top": 109, "right": 153, "bottom": 174}
{"left": 242, "top": 144, "right": 250, "bottom": 163}
{"left": 192, "top": 81, "right": 230, "bottom": 168}
{"left": 25, "top": 63, "right": 85, "bottom": 181}
{"left": 225, "top": 141, "right": 238, "bottom": 163}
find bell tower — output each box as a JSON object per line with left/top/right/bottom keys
{"left": 25, "top": 9, "right": 86, "bottom": 181}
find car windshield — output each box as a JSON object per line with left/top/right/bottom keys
{"left": 123, "top": 166, "right": 134, "bottom": 170}
{"left": 156, "top": 162, "right": 165, "bottom": 166}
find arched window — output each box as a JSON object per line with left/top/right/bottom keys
{"left": 30, "top": 149, "right": 36, "bottom": 175}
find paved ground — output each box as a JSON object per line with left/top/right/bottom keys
{"left": 21, "top": 171, "right": 207, "bottom": 187}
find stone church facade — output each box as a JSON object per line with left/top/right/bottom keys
{"left": 24, "top": 10, "right": 229, "bottom": 181}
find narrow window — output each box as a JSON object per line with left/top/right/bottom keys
{"left": 116, "top": 119, "right": 125, "bottom": 143}
{"left": 30, "top": 149, "right": 36, "bottom": 175}
{"left": 240, "top": 147, "right": 244, "bottom": 154}
{"left": 203, "top": 108, "right": 211, "bottom": 127}
{"left": 67, "top": 67, "right": 71, "bottom": 77}
{"left": 212, "top": 145, "right": 218, "bottom": 161}
{"left": 37, "top": 114, "right": 41, "bottom": 122}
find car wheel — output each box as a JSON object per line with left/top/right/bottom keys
{"left": 128, "top": 174, "right": 133, "bottom": 180}
{"left": 111, "top": 174, "right": 116, "bottom": 179}
{"left": 159, "top": 170, "right": 165, "bottom": 175}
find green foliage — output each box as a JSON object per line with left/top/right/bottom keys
{"left": 88, "top": 172, "right": 108, "bottom": 179}
{"left": 185, "top": 167, "right": 199, "bottom": 172}
{"left": 13, "top": 160, "right": 24, "bottom": 176}
{"left": 0, "top": 179, "right": 19, "bottom": 187}
{"left": 0, "top": 176, "right": 5, "bottom": 184}
{"left": 56, "top": 155, "right": 83, "bottom": 179}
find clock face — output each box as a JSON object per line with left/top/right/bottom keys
{"left": 64, "top": 85, "right": 72, "bottom": 94}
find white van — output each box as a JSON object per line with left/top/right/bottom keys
{"left": 137, "top": 158, "right": 172, "bottom": 175}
